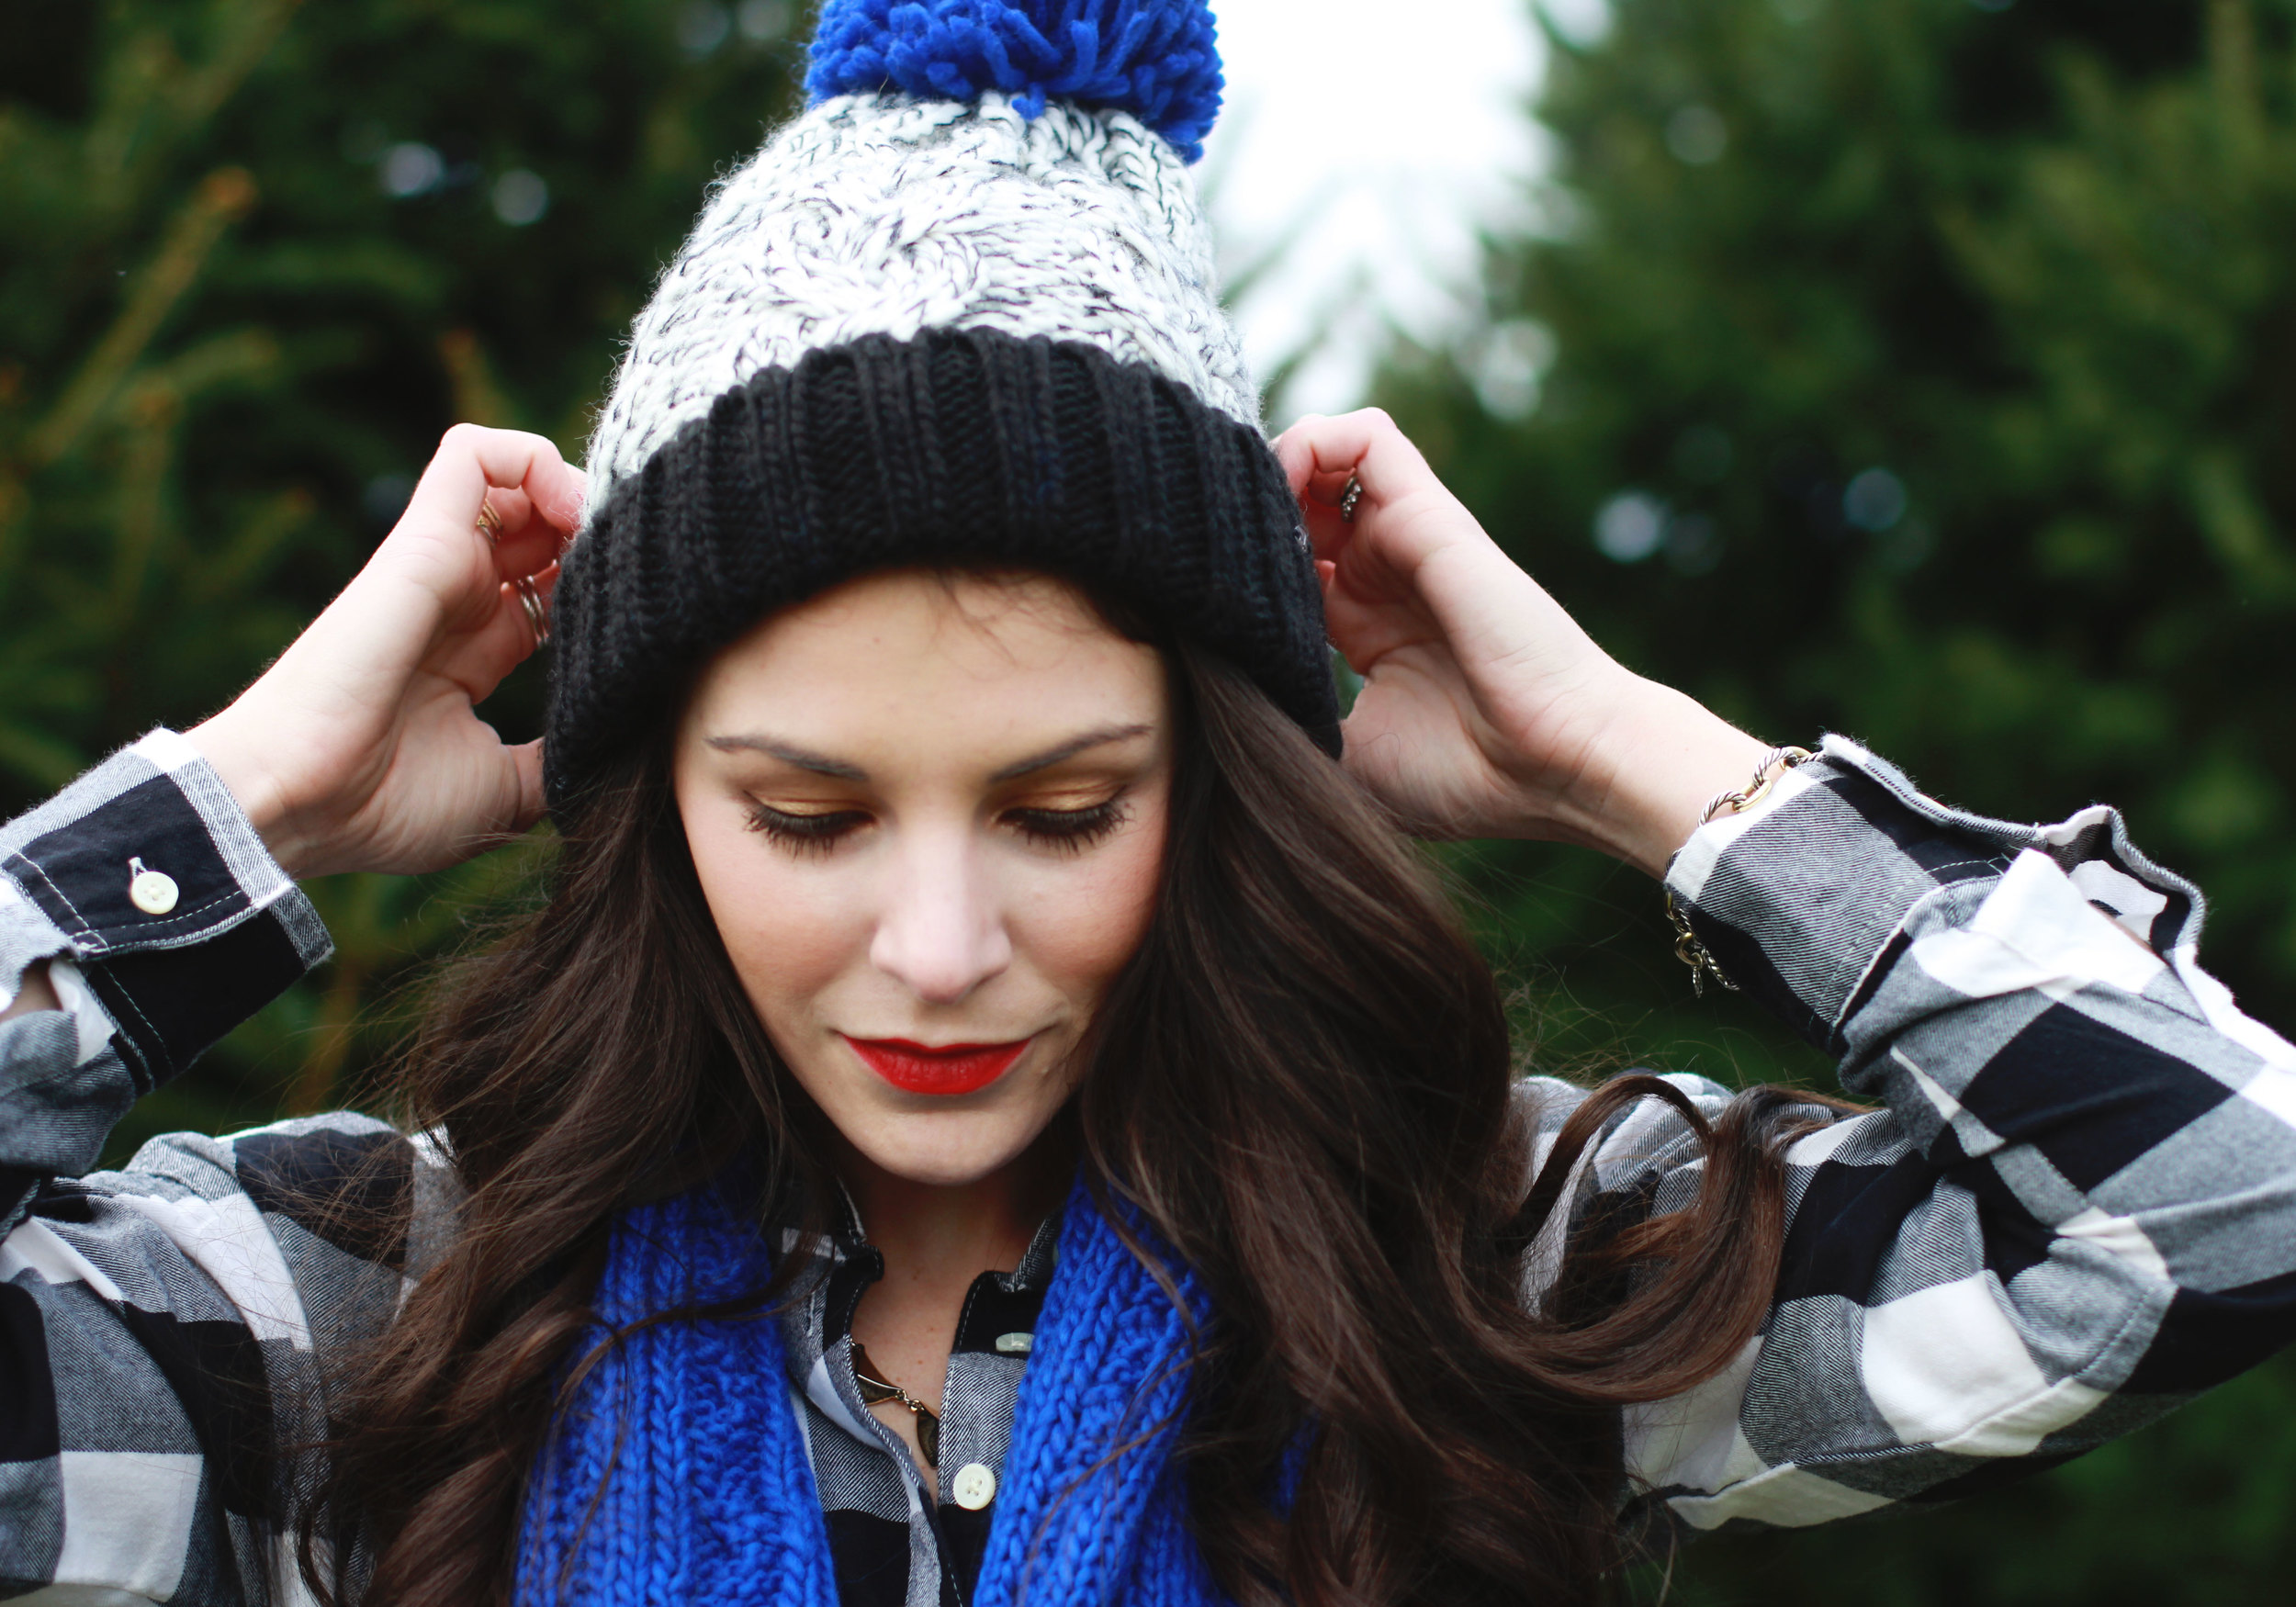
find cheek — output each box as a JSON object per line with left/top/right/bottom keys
{"left": 683, "top": 818, "right": 860, "bottom": 1019}
{"left": 1012, "top": 807, "right": 1167, "bottom": 1002}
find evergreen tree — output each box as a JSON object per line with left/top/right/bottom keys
{"left": 8, "top": 0, "right": 2296, "bottom": 1594}
{"left": 1379, "top": 1, "right": 2296, "bottom": 1599}
{"left": 0, "top": 0, "right": 804, "bottom": 1147}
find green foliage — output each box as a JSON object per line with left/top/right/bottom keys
{"left": 1388, "top": 0, "right": 2296, "bottom": 1030}
{"left": 1381, "top": 0, "right": 2296, "bottom": 1598}
{"left": 6, "top": 0, "right": 2295, "bottom": 1595}
{"left": 0, "top": 0, "right": 803, "bottom": 1142}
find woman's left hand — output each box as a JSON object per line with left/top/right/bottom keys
{"left": 1273, "top": 410, "right": 1770, "bottom": 877}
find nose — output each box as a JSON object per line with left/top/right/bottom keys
{"left": 869, "top": 825, "right": 1013, "bottom": 1005}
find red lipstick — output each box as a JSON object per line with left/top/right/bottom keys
{"left": 842, "top": 1036, "right": 1030, "bottom": 1096}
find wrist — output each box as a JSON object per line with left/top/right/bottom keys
{"left": 1558, "top": 680, "right": 1775, "bottom": 879}
{"left": 186, "top": 711, "right": 319, "bottom": 881}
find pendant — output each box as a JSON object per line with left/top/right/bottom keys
{"left": 851, "top": 1341, "right": 941, "bottom": 1469}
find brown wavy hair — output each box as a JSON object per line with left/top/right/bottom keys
{"left": 300, "top": 615, "right": 1830, "bottom": 1607}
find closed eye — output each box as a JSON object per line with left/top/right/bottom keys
{"left": 744, "top": 797, "right": 1133, "bottom": 857}
{"left": 745, "top": 804, "right": 870, "bottom": 855}
{"left": 1005, "top": 797, "right": 1131, "bottom": 853}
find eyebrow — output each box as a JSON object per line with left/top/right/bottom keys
{"left": 704, "top": 736, "right": 867, "bottom": 780}
{"left": 988, "top": 723, "right": 1155, "bottom": 782}
{"left": 705, "top": 723, "right": 1154, "bottom": 784}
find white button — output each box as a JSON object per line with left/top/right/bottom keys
{"left": 993, "top": 1332, "right": 1033, "bottom": 1355}
{"left": 949, "top": 1462, "right": 996, "bottom": 1511}
{"left": 129, "top": 860, "right": 179, "bottom": 916}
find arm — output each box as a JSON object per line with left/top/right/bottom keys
{"left": 5, "top": 799, "right": 447, "bottom": 1603}
{"left": 1, "top": 424, "right": 579, "bottom": 1601}
{"left": 1274, "top": 410, "right": 2296, "bottom": 1532}
{"left": 0, "top": 732, "right": 331, "bottom": 1233}
{"left": 5, "top": 418, "right": 577, "bottom": 1229}
{"left": 1621, "top": 739, "right": 2296, "bottom": 1531}
{"left": 0, "top": 733, "right": 333, "bottom": 1601}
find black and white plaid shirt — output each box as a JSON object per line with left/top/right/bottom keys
{"left": 6, "top": 729, "right": 2296, "bottom": 1604}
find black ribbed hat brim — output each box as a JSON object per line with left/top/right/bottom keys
{"left": 545, "top": 327, "right": 1338, "bottom": 814}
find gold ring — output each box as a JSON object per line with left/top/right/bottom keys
{"left": 477, "top": 499, "right": 504, "bottom": 542}
{"left": 513, "top": 574, "right": 549, "bottom": 646}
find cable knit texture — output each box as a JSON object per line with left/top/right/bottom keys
{"left": 581, "top": 89, "right": 1254, "bottom": 506}
{"left": 514, "top": 1184, "right": 837, "bottom": 1606}
{"left": 807, "top": 0, "right": 1226, "bottom": 162}
{"left": 546, "top": 327, "right": 1337, "bottom": 811}
{"left": 514, "top": 1177, "right": 1229, "bottom": 1606}
{"left": 550, "top": 0, "right": 1336, "bottom": 814}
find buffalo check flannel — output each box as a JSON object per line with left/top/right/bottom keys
{"left": 5, "top": 729, "right": 2296, "bottom": 1604}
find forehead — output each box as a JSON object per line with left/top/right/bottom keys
{"left": 682, "top": 568, "right": 1168, "bottom": 758}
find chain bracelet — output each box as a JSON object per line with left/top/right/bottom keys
{"left": 1666, "top": 745, "right": 1817, "bottom": 998}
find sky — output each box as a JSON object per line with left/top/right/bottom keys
{"left": 1200, "top": 0, "right": 1599, "bottom": 420}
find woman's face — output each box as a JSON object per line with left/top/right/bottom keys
{"left": 673, "top": 569, "right": 1172, "bottom": 1187}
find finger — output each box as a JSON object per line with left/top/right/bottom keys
{"left": 400, "top": 424, "right": 582, "bottom": 564}
{"left": 528, "top": 464, "right": 585, "bottom": 544}
{"left": 1274, "top": 421, "right": 1383, "bottom": 525}
{"left": 478, "top": 485, "right": 533, "bottom": 532}
{"left": 439, "top": 561, "right": 559, "bottom": 701}
{"left": 1274, "top": 409, "right": 1435, "bottom": 511}
{"left": 480, "top": 487, "right": 568, "bottom": 580}
{"left": 1300, "top": 499, "right": 1356, "bottom": 566}
{"left": 1275, "top": 410, "right": 1424, "bottom": 562}
{"left": 477, "top": 485, "right": 539, "bottom": 573}
{"left": 363, "top": 428, "right": 580, "bottom": 648}
{"left": 480, "top": 431, "right": 585, "bottom": 533}
{"left": 507, "top": 738, "right": 548, "bottom": 835}
{"left": 1271, "top": 415, "right": 1329, "bottom": 497}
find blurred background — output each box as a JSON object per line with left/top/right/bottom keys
{"left": 4, "top": 0, "right": 2293, "bottom": 1600}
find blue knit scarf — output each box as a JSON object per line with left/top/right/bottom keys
{"left": 513, "top": 1176, "right": 1229, "bottom": 1605}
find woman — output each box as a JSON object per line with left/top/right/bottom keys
{"left": 6, "top": 4, "right": 2295, "bottom": 1605}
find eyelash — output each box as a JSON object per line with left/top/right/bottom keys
{"left": 742, "top": 797, "right": 1132, "bottom": 857}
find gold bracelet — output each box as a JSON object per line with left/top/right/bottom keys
{"left": 1665, "top": 746, "right": 1816, "bottom": 999}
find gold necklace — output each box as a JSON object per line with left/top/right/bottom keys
{"left": 850, "top": 1341, "right": 940, "bottom": 1469}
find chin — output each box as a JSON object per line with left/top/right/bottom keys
{"left": 838, "top": 1106, "right": 1053, "bottom": 1187}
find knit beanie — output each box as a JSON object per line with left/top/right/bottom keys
{"left": 542, "top": 0, "right": 1339, "bottom": 813}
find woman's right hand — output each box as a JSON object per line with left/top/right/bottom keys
{"left": 1273, "top": 410, "right": 1768, "bottom": 878}
{"left": 189, "top": 425, "right": 584, "bottom": 881}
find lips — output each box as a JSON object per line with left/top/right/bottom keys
{"left": 842, "top": 1035, "right": 1031, "bottom": 1096}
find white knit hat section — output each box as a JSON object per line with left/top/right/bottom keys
{"left": 584, "top": 92, "right": 1257, "bottom": 505}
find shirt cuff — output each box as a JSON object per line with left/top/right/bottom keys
{"left": 0, "top": 730, "right": 331, "bottom": 1088}
{"left": 1663, "top": 736, "right": 2054, "bottom": 1051}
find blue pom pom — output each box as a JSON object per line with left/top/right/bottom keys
{"left": 807, "top": 0, "right": 1225, "bottom": 163}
